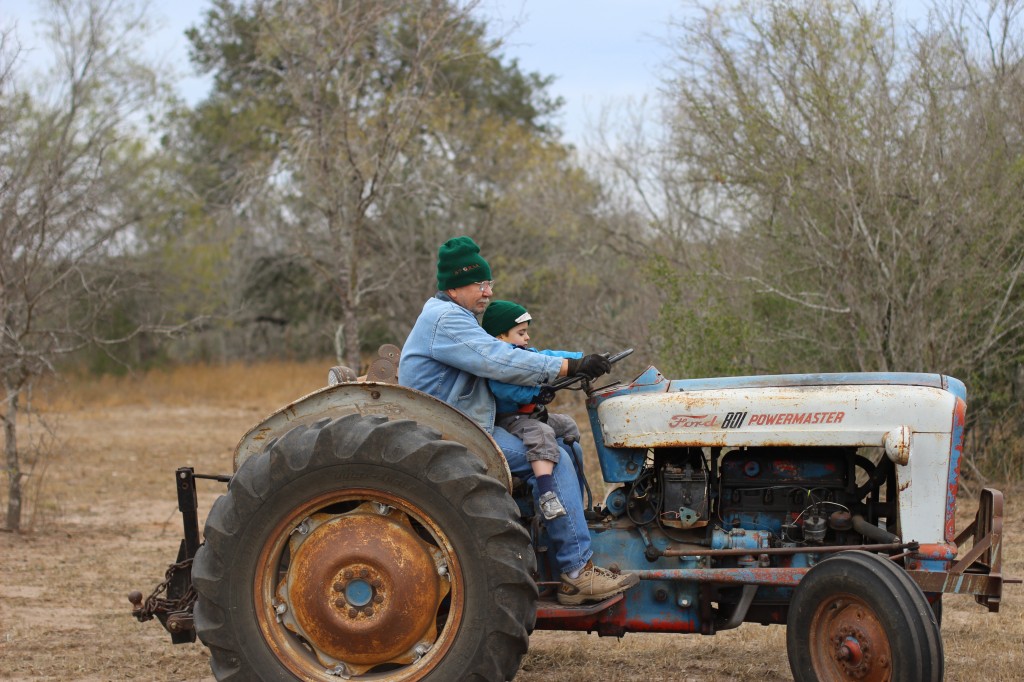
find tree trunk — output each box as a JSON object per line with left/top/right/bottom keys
{"left": 344, "top": 303, "right": 361, "bottom": 375}
{"left": 3, "top": 386, "right": 21, "bottom": 532}
{"left": 334, "top": 323, "right": 346, "bottom": 366}
{"left": 343, "top": 241, "right": 362, "bottom": 372}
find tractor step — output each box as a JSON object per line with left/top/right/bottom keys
{"left": 535, "top": 593, "right": 623, "bottom": 620}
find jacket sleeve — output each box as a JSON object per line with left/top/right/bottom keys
{"left": 490, "top": 347, "right": 583, "bottom": 407}
{"left": 490, "top": 379, "right": 541, "bottom": 406}
{"left": 431, "top": 308, "right": 563, "bottom": 385}
{"left": 537, "top": 349, "right": 583, "bottom": 361}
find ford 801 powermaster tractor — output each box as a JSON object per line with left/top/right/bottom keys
{"left": 131, "top": 347, "right": 1014, "bottom": 681}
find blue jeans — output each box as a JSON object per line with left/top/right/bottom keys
{"left": 493, "top": 426, "right": 593, "bottom": 575}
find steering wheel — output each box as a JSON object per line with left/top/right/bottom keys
{"left": 537, "top": 348, "right": 633, "bottom": 401}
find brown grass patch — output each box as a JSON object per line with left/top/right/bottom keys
{"left": 37, "top": 360, "right": 334, "bottom": 411}
{"left": 1, "top": 362, "right": 1020, "bottom": 681}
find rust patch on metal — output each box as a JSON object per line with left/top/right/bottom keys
{"left": 284, "top": 507, "right": 446, "bottom": 666}
{"left": 808, "top": 593, "right": 891, "bottom": 679}
{"left": 253, "top": 489, "right": 464, "bottom": 680}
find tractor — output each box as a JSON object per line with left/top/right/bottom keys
{"left": 131, "top": 347, "right": 1011, "bottom": 680}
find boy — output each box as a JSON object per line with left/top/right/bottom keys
{"left": 482, "top": 300, "right": 584, "bottom": 520}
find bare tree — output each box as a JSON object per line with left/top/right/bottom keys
{"left": 590, "top": 0, "right": 1024, "bottom": 475}
{"left": 1, "top": 0, "right": 170, "bottom": 531}
{"left": 182, "top": 0, "right": 598, "bottom": 363}
{"left": 206, "top": 0, "right": 485, "bottom": 370}
{"left": 615, "top": 0, "right": 1024, "bottom": 378}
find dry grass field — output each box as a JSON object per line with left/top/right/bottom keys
{"left": 0, "top": 362, "right": 1020, "bottom": 681}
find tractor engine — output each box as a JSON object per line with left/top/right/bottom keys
{"left": 716, "top": 447, "right": 869, "bottom": 547}
{"left": 611, "top": 445, "right": 893, "bottom": 553}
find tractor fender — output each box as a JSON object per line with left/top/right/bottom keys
{"left": 232, "top": 381, "right": 513, "bottom": 490}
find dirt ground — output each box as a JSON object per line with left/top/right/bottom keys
{"left": 1, "top": 363, "right": 1021, "bottom": 681}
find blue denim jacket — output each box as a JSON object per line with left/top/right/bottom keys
{"left": 398, "top": 293, "right": 564, "bottom": 433}
{"left": 490, "top": 345, "right": 582, "bottom": 414}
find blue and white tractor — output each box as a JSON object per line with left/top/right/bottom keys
{"left": 131, "top": 348, "right": 1011, "bottom": 681}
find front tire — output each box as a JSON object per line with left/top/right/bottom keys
{"left": 786, "top": 550, "right": 943, "bottom": 682}
{"left": 192, "top": 414, "right": 536, "bottom": 681}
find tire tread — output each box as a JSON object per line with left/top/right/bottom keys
{"left": 192, "top": 414, "right": 534, "bottom": 681}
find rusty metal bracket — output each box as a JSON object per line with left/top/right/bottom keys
{"left": 177, "top": 467, "right": 202, "bottom": 560}
{"left": 951, "top": 488, "right": 1002, "bottom": 575}
{"left": 128, "top": 467, "right": 231, "bottom": 643}
{"left": 907, "top": 487, "right": 1014, "bottom": 612}
{"left": 330, "top": 344, "right": 403, "bottom": 385}
{"left": 129, "top": 556, "right": 196, "bottom": 640}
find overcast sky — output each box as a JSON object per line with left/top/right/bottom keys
{"left": 3, "top": 1, "right": 933, "bottom": 148}
{"left": 480, "top": 0, "right": 677, "bottom": 143}
{"left": 2, "top": 0, "right": 678, "bottom": 148}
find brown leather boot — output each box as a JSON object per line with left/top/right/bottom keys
{"left": 557, "top": 560, "right": 640, "bottom": 605}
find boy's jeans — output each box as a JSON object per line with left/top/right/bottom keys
{"left": 493, "top": 426, "right": 593, "bottom": 575}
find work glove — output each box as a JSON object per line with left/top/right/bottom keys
{"left": 567, "top": 353, "right": 612, "bottom": 380}
{"left": 535, "top": 385, "right": 557, "bottom": 404}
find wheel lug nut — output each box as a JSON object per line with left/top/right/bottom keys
{"left": 344, "top": 570, "right": 353, "bottom": 580}
{"left": 364, "top": 607, "right": 374, "bottom": 616}
{"left": 359, "top": 568, "right": 369, "bottom": 578}
{"left": 335, "top": 598, "right": 345, "bottom": 608}
{"left": 348, "top": 608, "right": 358, "bottom": 618}
{"left": 373, "top": 594, "right": 384, "bottom": 604}
{"left": 333, "top": 582, "right": 344, "bottom": 592}
{"left": 371, "top": 579, "right": 382, "bottom": 588}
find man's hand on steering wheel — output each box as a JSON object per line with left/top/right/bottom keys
{"left": 567, "top": 353, "right": 612, "bottom": 380}
{"left": 547, "top": 348, "right": 632, "bottom": 401}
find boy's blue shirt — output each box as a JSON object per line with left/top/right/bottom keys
{"left": 489, "top": 344, "right": 582, "bottom": 413}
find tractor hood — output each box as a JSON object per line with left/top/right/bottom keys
{"left": 592, "top": 368, "right": 965, "bottom": 450}
{"left": 589, "top": 368, "right": 968, "bottom": 545}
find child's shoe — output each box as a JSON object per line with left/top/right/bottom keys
{"left": 538, "top": 490, "right": 567, "bottom": 520}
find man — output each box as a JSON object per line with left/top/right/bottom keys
{"left": 399, "top": 236, "right": 639, "bottom": 605}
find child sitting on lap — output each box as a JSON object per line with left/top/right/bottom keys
{"left": 482, "top": 300, "right": 583, "bottom": 520}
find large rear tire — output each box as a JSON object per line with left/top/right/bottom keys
{"left": 786, "top": 550, "right": 943, "bottom": 682}
{"left": 192, "top": 414, "right": 536, "bottom": 681}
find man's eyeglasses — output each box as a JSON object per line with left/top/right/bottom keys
{"left": 476, "top": 280, "right": 495, "bottom": 292}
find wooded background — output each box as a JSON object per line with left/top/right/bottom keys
{"left": 4, "top": 0, "right": 1024, "bottom": 529}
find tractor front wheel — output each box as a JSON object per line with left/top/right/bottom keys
{"left": 786, "top": 550, "right": 943, "bottom": 682}
{"left": 192, "top": 413, "right": 536, "bottom": 681}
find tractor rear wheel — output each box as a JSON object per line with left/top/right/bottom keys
{"left": 786, "top": 550, "right": 943, "bottom": 682}
{"left": 192, "top": 414, "right": 536, "bottom": 681}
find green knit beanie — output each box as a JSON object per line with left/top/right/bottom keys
{"left": 482, "top": 300, "right": 532, "bottom": 336}
{"left": 436, "top": 236, "right": 492, "bottom": 290}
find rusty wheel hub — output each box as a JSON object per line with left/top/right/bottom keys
{"left": 809, "top": 596, "right": 891, "bottom": 681}
{"left": 271, "top": 500, "right": 452, "bottom": 677}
